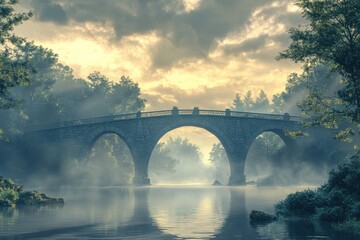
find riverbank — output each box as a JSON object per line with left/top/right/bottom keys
{"left": 0, "top": 176, "right": 64, "bottom": 207}
{"left": 274, "top": 154, "right": 360, "bottom": 235}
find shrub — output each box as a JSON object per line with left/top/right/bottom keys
{"left": 316, "top": 206, "right": 345, "bottom": 221}
{"left": 333, "top": 219, "right": 360, "bottom": 234}
{"left": 275, "top": 153, "right": 360, "bottom": 224}
{"left": 275, "top": 189, "right": 317, "bottom": 217}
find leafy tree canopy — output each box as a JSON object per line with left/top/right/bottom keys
{"left": 278, "top": 0, "right": 360, "bottom": 142}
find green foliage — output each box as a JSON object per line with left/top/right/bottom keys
{"left": 278, "top": 0, "right": 360, "bottom": 140}
{"left": 332, "top": 219, "right": 360, "bottom": 234}
{"left": 0, "top": 0, "right": 33, "bottom": 140}
{"left": 0, "top": 176, "right": 63, "bottom": 207}
{"left": 275, "top": 154, "right": 360, "bottom": 223}
{"left": 316, "top": 206, "right": 345, "bottom": 222}
{"left": 0, "top": 176, "right": 22, "bottom": 192}
{"left": 275, "top": 189, "right": 317, "bottom": 217}
{"left": 85, "top": 134, "right": 134, "bottom": 186}
{"left": 0, "top": 189, "right": 18, "bottom": 207}
{"left": 149, "top": 142, "right": 179, "bottom": 175}
{"left": 209, "top": 143, "right": 229, "bottom": 184}
{"left": 149, "top": 137, "right": 207, "bottom": 183}
{"left": 231, "top": 90, "right": 270, "bottom": 113}
{"left": 0, "top": 0, "right": 32, "bottom": 45}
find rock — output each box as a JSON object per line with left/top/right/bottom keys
{"left": 249, "top": 210, "right": 276, "bottom": 223}
{"left": 246, "top": 180, "right": 257, "bottom": 185}
{"left": 212, "top": 180, "right": 223, "bottom": 186}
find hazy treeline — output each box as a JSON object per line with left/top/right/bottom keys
{"left": 210, "top": 62, "right": 354, "bottom": 185}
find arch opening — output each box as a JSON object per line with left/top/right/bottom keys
{"left": 245, "top": 131, "right": 287, "bottom": 185}
{"left": 148, "top": 127, "right": 231, "bottom": 185}
{"left": 75, "top": 133, "right": 134, "bottom": 186}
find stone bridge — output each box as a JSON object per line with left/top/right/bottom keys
{"left": 25, "top": 107, "right": 301, "bottom": 185}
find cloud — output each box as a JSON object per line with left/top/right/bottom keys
{"left": 26, "top": 0, "right": 271, "bottom": 69}
{"left": 30, "top": 0, "right": 68, "bottom": 24}
{"left": 223, "top": 35, "right": 268, "bottom": 55}
{"left": 16, "top": 0, "right": 303, "bottom": 112}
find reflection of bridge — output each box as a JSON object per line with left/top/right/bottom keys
{"left": 25, "top": 108, "right": 301, "bottom": 185}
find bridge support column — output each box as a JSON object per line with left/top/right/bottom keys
{"left": 226, "top": 147, "right": 247, "bottom": 186}
{"left": 131, "top": 146, "right": 153, "bottom": 186}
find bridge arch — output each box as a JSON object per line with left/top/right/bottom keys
{"left": 244, "top": 126, "right": 298, "bottom": 182}
{"left": 247, "top": 126, "right": 297, "bottom": 151}
{"left": 148, "top": 126, "right": 231, "bottom": 184}
{"left": 152, "top": 124, "right": 232, "bottom": 156}
{"left": 84, "top": 131, "right": 135, "bottom": 185}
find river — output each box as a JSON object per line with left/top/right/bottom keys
{"left": 0, "top": 186, "right": 354, "bottom": 239}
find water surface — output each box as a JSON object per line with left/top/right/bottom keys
{"left": 0, "top": 186, "right": 354, "bottom": 239}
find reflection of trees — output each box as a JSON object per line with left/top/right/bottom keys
{"left": 148, "top": 187, "right": 231, "bottom": 239}
{"left": 214, "top": 189, "right": 258, "bottom": 239}
{"left": 1, "top": 187, "right": 339, "bottom": 239}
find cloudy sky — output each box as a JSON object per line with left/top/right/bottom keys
{"left": 16, "top": 0, "right": 304, "bottom": 111}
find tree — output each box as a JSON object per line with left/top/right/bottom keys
{"left": 149, "top": 137, "right": 208, "bottom": 183}
{"left": 243, "top": 91, "right": 254, "bottom": 111}
{"left": 272, "top": 94, "right": 285, "bottom": 114}
{"left": 231, "top": 93, "right": 244, "bottom": 111}
{"left": 209, "top": 143, "right": 229, "bottom": 184}
{"left": 9, "top": 42, "right": 59, "bottom": 125}
{"left": 278, "top": 0, "right": 360, "bottom": 141}
{"left": 111, "top": 76, "right": 146, "bottom": 114}
{"left": 253, "top": 90, "right": 270, "bottom": 113}
{"left": 148, "top": 142, "right": 179, "bottom": 175}
{"left": 0, "top": 0, "right": 32, "bottom": 140}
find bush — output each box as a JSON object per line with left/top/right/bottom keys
{"left": 350, "top": 202, "right": 360, "bottom": 220}
{"left": 0, "top": 189, "right": 19, "bottom": 207}
{"left": 316, "top": 206, "right": 345, "bottom": 221}
{"left": 333, "top": 219, "right": 360, "bottom": 234}
{"left": 275, "top": 153, "right": 360, "bottom": 223}
{"left": 0, "top": 176, "right": 64, "bottom": 207}
{"left": 327, "top": 154, "right": 360, "bottom": 197}
{"left": 275, "top": 189, "right": 317, "bottom": 217}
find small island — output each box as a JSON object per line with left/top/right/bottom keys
{"left": 0, "top": 176, "right": 64, "bottom": 208}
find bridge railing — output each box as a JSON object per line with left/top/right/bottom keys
{"left": 25, "top": 108, "right": 302, "bottom": 131}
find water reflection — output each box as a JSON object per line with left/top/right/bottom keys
{"left": 0, "top": 187, "right": 354, "bottom": 239}
{"left": 149, "top": 187, "right": 231, "bottom": 239}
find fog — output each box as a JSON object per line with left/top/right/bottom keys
{"left": 0, "top": 53, "right": 356, "bottom": 188}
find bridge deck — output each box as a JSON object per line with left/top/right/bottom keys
{"left": 25, "top": 108, "right": 301, "bottom": 131}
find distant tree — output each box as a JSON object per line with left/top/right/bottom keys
{"left": 111, "top": 76, "right": 146, "bottom": 114}
{"left": 148, "top": 142, "right": 179, "bottom": 175}
{"left": 85, "top": 134, "right": 134, "bottom": 186}
{"left": 243, "top": 91, "right": 254, "bottom": 111}
{"left": 277, "top": 0, "right": 360, "bottom": 141}
{"left": 149, "top": 137, "right": 207, "bottom": 183}
{"left": 272, "top": 94, "right": 285, "bottom": 114}
{"left": 253, "top": 90, "right": 270, "bottom": 112}
{"left": 209, "top": 143, "right": 229, "bottom": 184}
{"left": 231, "top": 93, "right": 244, "bottom": 111}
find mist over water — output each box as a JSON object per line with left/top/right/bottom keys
{"left": 0, "top": 186, "right": 346, "bottom": 239}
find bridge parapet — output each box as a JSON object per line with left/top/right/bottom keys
{"left": 25, "top": 108, "right": 302, "bottom": 132}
